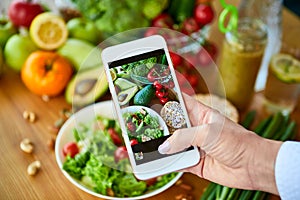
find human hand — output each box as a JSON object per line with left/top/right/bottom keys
{"left": 158, "top": 94, "right": 282, "bottom": 194}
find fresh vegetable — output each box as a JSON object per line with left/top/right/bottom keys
{"left": 114, "top": 146, "right": 129, "bottom": 163}
{"left": 0, "top": 19, "right": 17, "bottom": 48}
{"left": 108, "top": 128, "right": 122, "bottom": 146}
{"left": 193, "top": 4, "right": 214, "bottom": 27}
{"left": 62, "top": 115, "right": 177, "bottom": 197}
{"left": 168, "top": 0, "right": 195, "bottom": 23}
{"left": 154, "top": 81, "right": 170, "bottom": 105}
{"left": 63, "top": 142, "right": 79, "bottom": 158}
{"left": 30, "top": 12, "right": 68, "bottom": 50}
{"left": 70, "top": 0, "right": 150, "bottom": 36}
{"left": 8, "top": 0, "right": 44, "bottom": 27}
{"left": 65, "top": 67, "right": 108, "bottom": 107}
{"left": 118, "top": 85, "right": 139, "bottom": 106}
{"left": 151, "top": 13, "right": 174, "bottom": 28}
{"left": 21, "top": 51, "right": 73, "bottom": 97}
{"left": 123, "top": 108, "right": 163, "bottom": 143}
{"left": 133, "top": 85, "right": 155, "bottom": 106}
{"left": 181, "top": 17, "right": 200, "bottom": 35}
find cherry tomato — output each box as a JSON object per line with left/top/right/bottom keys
{"left": 114, "top": 146, "right": 129, "bottom": 163}
{"left": 152, "top": 13, "right": 174, "bottom": 28}
{"left": 193, "top": 4, "right": 214, "bottom": 26}
{"left": 127, "top": 121, "right": 136, "bottom": 132}
{"left": 160, "top": 97, "right": 169, "bottom": 104}
{"left": 8, "top": 0, "right": 44, "bottom": 27}
{"left": 144, "top": 177, "right": 158, "bottom": 186}
{"left": 181, "top": 17, "right": 200, "bottom": 35}
{"left": 63, "top": 142, "right": 79, "bottom": 158}
{"left": 156, "top": 90, "right": 168, "bottom": 98}
{"left": 130, "top": 139, "right": 138, "bottom": 146}
{"left": 108, "top": 128, "right": 122, "bottom": 146}
{"left": 153, "top": 81, "right": 163, "bottom": 90}
{"left": 169, "top": 52, "right": 182, "bottom": 67}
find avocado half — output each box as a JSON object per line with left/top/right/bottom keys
{"left": 65, "top": 67, "right": 108, "bottom": 107}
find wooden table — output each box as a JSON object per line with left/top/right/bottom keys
{"left": 1, "top": 1, "right": 299, "bottom": 199}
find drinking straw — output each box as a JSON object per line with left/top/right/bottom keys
{"left": 218, "top": 0, "right": 238, "bottom": 33}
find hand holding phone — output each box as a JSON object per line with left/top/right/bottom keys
{"left": 101, "top": 35, "right": 200, "bottom": 180}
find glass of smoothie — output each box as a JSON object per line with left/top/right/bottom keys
{"left": 263, "top": 53, "right": 300, "bottom": 115}
{"left": 216, "top": 18, "right": 268, "bottom": 111}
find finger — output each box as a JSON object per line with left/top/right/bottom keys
{"left": 158, "top": 125, "right": 209, "bottom": 154}
{"left": 182, "top": 93, "right": 212, "bottom": 126}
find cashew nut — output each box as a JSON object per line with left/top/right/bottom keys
{"left": 27, "top": 160, "right": 41, "bottom": 176}
{"left": 23, "top": 110, "right": 37, "bottom": 123}
{"left": 20, "top": 138, "right": 34, "bottom": 153}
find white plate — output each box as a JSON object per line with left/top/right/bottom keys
{"left": 55, "top": 100, "right": 182, "bottom": 199}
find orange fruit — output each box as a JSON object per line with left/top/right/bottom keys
{"left": 21, "top": 51, "right": 73, "bottom": 96}
{"left": 30, "top": 12, "right": 68, "bottom": 50}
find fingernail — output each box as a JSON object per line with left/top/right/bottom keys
{"left": 158, "top": 141, "right": 170, "bottom": 154}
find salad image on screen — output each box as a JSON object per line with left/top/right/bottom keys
{"left": 108, "top": 49, "right": 190, "bottom": 165}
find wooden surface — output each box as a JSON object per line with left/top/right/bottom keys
{"left": 0, "top": 1, "right": 300, "bottom": 199}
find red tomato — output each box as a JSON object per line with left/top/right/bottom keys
{"left": 169, "top": 52, "right": 182, "bottom": 67}
{"left": 153, "top": 81, "right": 163, "bottom": 90}
{"left": 144, "top": 177, "right": 158, "bottom": 186}
{"left": 63, "top": 142, "right": 79, "bottom": 158}
{"left": 8, "top": 0, "right": 44, "bottom": 27}
{"left": 114, "top": 146, "right": 129, "bottom": 162}
{"left": 156, "top": 90, "right": 168, "bottom": 98}
{"left": 108, "top": 128, "right": 122, "bottom": 146}
{"left": 181, "top": 17, "right": 200, "bottom": 35}
{"left": 152, "top": 13, "right": 174, "bottom": 28}
{"left": 193, "top": 4, "right": 214, "bottom": 26}
{"left": 159, "top": 97, "right": 169, "bottom": 104}
{"left": 130, "top": 139, "right": 138, "bottom": 146}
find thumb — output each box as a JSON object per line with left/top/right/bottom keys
{"left": 158, "top": 125, "right": 210, "bottom": 154}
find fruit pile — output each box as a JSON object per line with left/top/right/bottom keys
{"left": 0, "top": 0, "right": 216, "bottom": 105}
{"left": 1, "top": 0, "right": 106, "bottom": 101}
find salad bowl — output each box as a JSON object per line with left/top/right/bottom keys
{"left": 55, "top": 100, "right": 182, "bottom": 199}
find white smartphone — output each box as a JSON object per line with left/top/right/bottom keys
{"left": 101, "top": 35, "right": 200, "bottom": 180}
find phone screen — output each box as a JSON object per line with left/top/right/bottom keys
{"left": 108, "top": 49, "right": 192, "bottom": 165}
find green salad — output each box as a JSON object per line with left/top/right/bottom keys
{"left": 62, "top": 115, "right": 177, "bottom": 198}
{"left": 123, "top": 108, "right": 164, "bottom": 143}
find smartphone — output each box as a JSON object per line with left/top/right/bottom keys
{"left": 101, "top": 35, "right": 200, "bottom": 180}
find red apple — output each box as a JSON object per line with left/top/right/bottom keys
{"left": 8, "top": 0, "right": 44, "bottom": 27}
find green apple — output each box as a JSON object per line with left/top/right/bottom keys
{"left": 0, "top": 47, "right": 3, "bottom": 75}
{"left": 67, "top": 18, "right": 102, "bottom": 45}
{"left": 57, "top": 38, "right": 102, "bottom": 71}
{"left": 0, "top": 19, "right": 17, "bottom": 48}
{"left": 4, "top": 34, "right": 38, "bottom": 71}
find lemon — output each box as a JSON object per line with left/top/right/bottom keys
{"left": 110, "top": 68, "right": 117, "bottom": 81}
{"left": 30, "top": 12, "right": 68, "bottom": 50}
{"left": 270, "top": 53, "right": 300, "bottom": 83}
